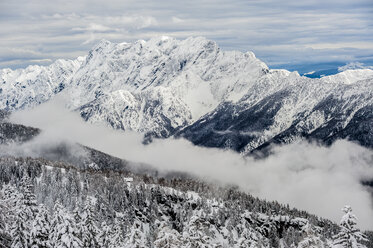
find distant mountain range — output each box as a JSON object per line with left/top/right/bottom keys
{"left": 278, "top": 61, "right": 373, "bottom": 79}
{"left": 301, "top": 62, "right": 373, "bottom": 79}
{"left": 1, "top": 37, "right": 373, "bottom": 154}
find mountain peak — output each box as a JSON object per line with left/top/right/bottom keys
{"left": 91, "top": 39, "right": 113, "bottom": 52}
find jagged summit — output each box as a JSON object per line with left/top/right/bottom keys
{"left": 57, "top": 36, "right": 267, "bottom": 136}
{"left": 1, "top": 37, "right": 373, "bottom": 152}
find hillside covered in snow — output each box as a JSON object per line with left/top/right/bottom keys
{"left": 0, "top": 151, "right": 371, "bottom": 247}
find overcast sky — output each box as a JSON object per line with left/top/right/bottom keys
{"left": 1, "top": 0, "right": 373, "bottom": 71}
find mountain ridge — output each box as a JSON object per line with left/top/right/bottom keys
{"left": 1, "top": 37, "right": 373, "bottom": 153}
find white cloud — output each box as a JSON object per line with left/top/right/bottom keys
{"left": 29, "top": 58, "right": 53, "bottom": 63}
{"left": 105, "top": 15, "right": 158, "bottom": 29}
{"left": 171, "top": 17, "right": 184, "bottom": 23}
{"left": 73, "top": 23, "right": 114, "bottom": 32}
{"left": 0, "top": 0, "right": 372, "bottom": 69}
{"left": 6, "top": 98, "right": 373, "bottom": 230}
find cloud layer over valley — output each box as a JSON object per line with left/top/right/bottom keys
{"left": 4, "top": 99, "right": 373, "bottom": 230}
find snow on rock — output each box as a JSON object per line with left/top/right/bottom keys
{"left": 0, "top": 57, "right": 84, "bottom": 110}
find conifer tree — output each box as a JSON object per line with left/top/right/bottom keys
{"left": 107, "top": 218, "right": 126, "bottom": 248}
{"left": 297, "top": 221, "right": 324, "bottom": 248}
{"left": 72, "top": 206, "right": 83, "bottom": 242}
{"left": 332, "top": 206, "right": 368, "bottom": 248}
{"left": 20, "top": 176, "right": 38, "bottom": 219}
{"left": 236, "top": 226, "right": 259, "bottom": 248}
{"left": 154, "top": 222, "right": 183, "bottom": 248}
{"left": 10, "top": 205, "right": 29, "bottom": 248}
{"left": 30, "top": 204, "right": 51, "bottom": 248}
{"left": 183, "top": 215, "right": 211, "bottom": 248}
{"left": 10, "top": 184, "right": 35, "bottom": 248}
{"left": 97, "top": 221, "right": 111, "bottom": 248}
{"left": 0, "top": 188, "right": 11, "bottom": 248}
{"left": 8, "top": 176, "right": 40, "bottom": 248}
{"left": 80, "top": 198, "right": 100, "bottom": 247}
{"left": 50, "top": 202, "right": 82, "bottom": 248}
{"left": 125, "top": 219, "right": 148, "bottom": 248}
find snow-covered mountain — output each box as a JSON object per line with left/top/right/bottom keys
{"left": 177, "top": 69, "right": 373, "bottom": 153}
{"left": 64, "top": 37, "right": 269, "bottom": 137}
{"left": 1, "top": 37, "right": 267, "bottom": 136}
{"left": 1, "top": 37, "right": 373, "bottom": 153}
{"left": 0, "top": 58, "right": 84, "bottom": 110}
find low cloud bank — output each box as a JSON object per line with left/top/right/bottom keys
{"left": 5, "top": 98, "right": 373, "bottom": 230}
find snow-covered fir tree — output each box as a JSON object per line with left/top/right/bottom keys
{"left": 80, "top": 198, "right": 100, "bottom": 247}
{"left": 0, "top": 188, "right": 11, "bottom": 248}
{"left": 10, "top": 203, "right": 29, "bottom": 248}
{"left": 30, "top": 204, "right": 51, "bottom": 248}
{"left": 297, "top": 220, "right": 324, "bottom": 248}
{"left": 72, "top": 206, "right": 83, "bottom": 242}
{"left": 154, "top": 222, "right": 184, "bottom": 248}
{"left": 50, "top": 202, "right": 82, "bottom": 248}
{"left": 236, "top": 225, "right": 260, "bottom": 248}
{"left": 19, "top": 176, "right": 38, "bottom": 220}
{"left": 124, "top": 219, "right": 148, "bottom": 248}
{"left": 183, "top": 215, "right": 212, "bottom": 248}
{"left": 8, "top": 176, "right": 40, "bottom": 248}
{"left": 97, "top": 221, "right": 111, "bottom": 248}
{"left": 332, "top": 206, "right": 368, "bottom": 248}
{"left": 107, "top": 218, "right": 126, "bottom": 248}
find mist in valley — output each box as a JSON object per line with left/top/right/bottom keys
{"left": 3, "top": 98, "right": 373, "bottom": 230}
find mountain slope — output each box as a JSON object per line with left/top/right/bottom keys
{"left": 176, "top": 71, "right": 373, "bottom": 153}
{"left": 0, "top": 154, "right": 363, "bottom": 248}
